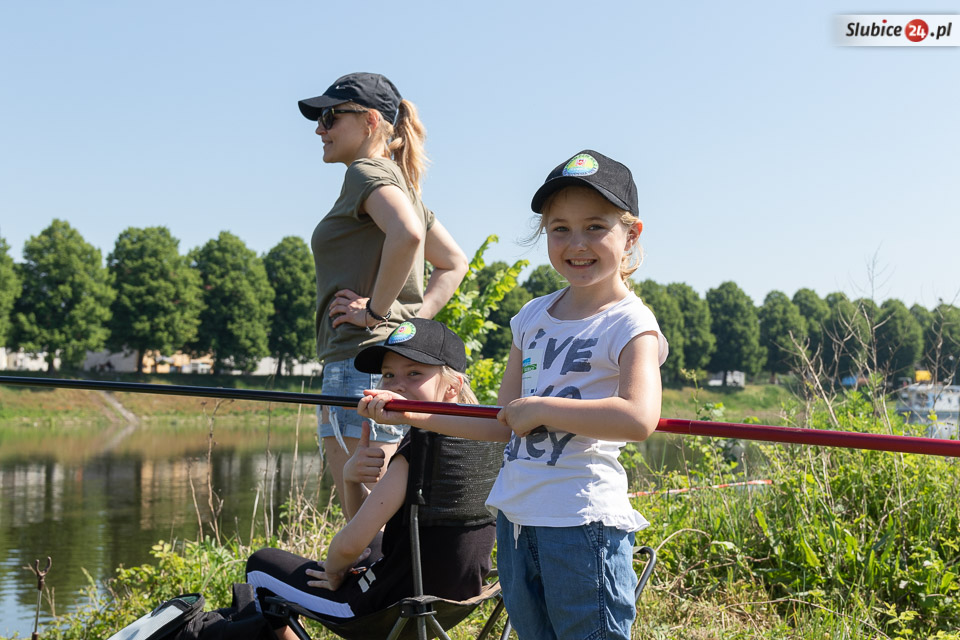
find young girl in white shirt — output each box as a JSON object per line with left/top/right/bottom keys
{"left": 360, "top": 149, "right": 668, "bottom": 640}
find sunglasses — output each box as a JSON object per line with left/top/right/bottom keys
{"left": 319, "top": 107, "right": 368, "bottom": 130}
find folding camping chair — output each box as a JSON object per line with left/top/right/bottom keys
{"left": 262, "top": 430, "right": 658, "bottom": 640}
{"left": 263, "top": 429, "right": 508, "bottom": 640}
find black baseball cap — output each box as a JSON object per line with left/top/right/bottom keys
{"left": 298, "top": 72, "right": 402, "bottom": 125}
{"left": 354, "top": 318, "right": 467, "bottom": 374}
{"left": 530, "top": 150, "right": 639, "bottom": 216}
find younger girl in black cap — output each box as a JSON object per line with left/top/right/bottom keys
{"left": 247, "top": 319, "right": 495, "bottom": 639}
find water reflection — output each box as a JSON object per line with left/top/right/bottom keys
{"left": 0, "top": 421, "right": 325, "bottom": 638}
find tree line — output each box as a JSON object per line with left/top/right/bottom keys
{"left": 1, "top": 221, "right": 958, "bottom": 386}
{"left": 0, "top": 220, "right": 312, "bottom": 374}
{"left": 473, "top": 263, "right": 960, "bottom": 388}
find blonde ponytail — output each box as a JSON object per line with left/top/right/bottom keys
{"left": 378, "top": 99, "right": 428, "bottom": 194}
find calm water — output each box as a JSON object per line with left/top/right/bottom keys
{"left": 0, "top": 419, "right": 326, "bottom": 638}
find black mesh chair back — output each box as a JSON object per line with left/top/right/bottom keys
{"left": 265, "top": 431, "right": 508, "bottom": 640}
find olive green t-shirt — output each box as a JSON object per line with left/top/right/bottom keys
{"left": 312, "top": 157, "right": 435, "bottom": 363}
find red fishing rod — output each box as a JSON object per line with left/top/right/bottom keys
{"left": 1, "top": 375, "right": 958, "bottom": 458}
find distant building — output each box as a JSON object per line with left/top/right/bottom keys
{"left": 248, "top": 357, "right": 323, "bottom": 377}
{"left": 707, "top": 371, "right": 746, "bottom": 388}
{"left": 83, "top": 350, "right": 140, "bottom": 372}
{"left": 0, "top": 349, "right": 58, "bottom": 371}
{"left": 4, "top": 347, "right": 319, "bottom": 377}
{"left": 896, "top": 383, "right": 960, "bottom": 440}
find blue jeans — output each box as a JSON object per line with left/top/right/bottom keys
{"left": 495, "top": 511, "right": 637, "bottom": 640}
{"left": 317, "top": 359, "right": 405, "bottom": 444}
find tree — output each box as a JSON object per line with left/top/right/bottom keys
{"left": 436, "top": 237, "right": 527, "bottom": 359}
{"left": 758, "top": 291, "right": 807, "bottom": 379}
{"left": 476, "top": 261, "right": 532, "bottom": 361}
{"left": 633, "top": 279, "right": 684, "bottom": 383}
{"left": 435, "top": 237, "right": 528, "bottom": 403}
{"left": 10, "top": 220, "right": 115, "bottom": 371}
{"left": 522, "top": 264, "right": 567, "bottom": 299}
{"left": 915, "top": 303, "right": 960, "bottom": 384}
{"left": 107, "top": 227, "right": 203, "bottom": 373}
{"left": 0, "top": 235, "right": 20, "bottom": 347}
{"left": 874, "top": 298, "right": 922, "bottom": 380}
{"left": 792, "top": 288, "right": 829, "bottom": 355}
{"left": 821, "top": 293, "right": 868, "bottom": 380}
{"left": 706, "top": 282, "right": 765, "bottom": 384}
{"left": 666, "top": 282, "right": 715, "bottom": 374}
{"left": 263, "top": 236, "right": 316, "bottom": 376}
{"left": 909, "top": 303, "right": 932, "bottom": 338}
{"left": 191, "top": 232, "right": 274, "bottom": 373}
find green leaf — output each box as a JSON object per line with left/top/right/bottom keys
{"left": 799, "top": 536, "right": 821, "bottom": 568}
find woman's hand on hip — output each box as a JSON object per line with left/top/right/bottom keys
{"left": 329, "top": 289, "right": 371, "bottom": 329}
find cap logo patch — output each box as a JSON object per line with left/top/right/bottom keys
{"left": 562, "top": 154, "right": 599, "bottom": 177}
{"left": 388, "top": 322, "right": 416, "bottom": 344}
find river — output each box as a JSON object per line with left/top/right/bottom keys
{"left": 0, "top": 417, "right": 325, "bottom": 638}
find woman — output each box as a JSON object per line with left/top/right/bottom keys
{"left": 298, "top": 72, "right": 468, "bottom": 513}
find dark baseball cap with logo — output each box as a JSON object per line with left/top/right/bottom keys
{"left": 530, "top": 149, "right": 639, "bottom": 216}
{"left": 298, "top": 72, "right": 402, "bottom": 125}
{"left": 354, "top": 318, "right": 467, "bottom": 374}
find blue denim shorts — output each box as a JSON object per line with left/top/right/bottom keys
{"left": 317, "top": 358, "right": 405, "bottom": 444}
{"left": 495, "top": 511, "right": 637, "bottom": 640}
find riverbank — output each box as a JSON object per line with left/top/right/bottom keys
{"left": 0, "top": 372, "right": 322, "bottom": 427}
{"left": 20, "top": 385, "right": 960, "bottom": 639}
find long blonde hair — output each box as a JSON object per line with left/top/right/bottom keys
{"left": 368, "top": 99, "right": 428, "bottom": 194}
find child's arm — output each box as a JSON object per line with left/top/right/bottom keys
{"left": 498, "top": 331, "right": 662, "bottom": 442}
{"left": 340, "top": 421, "right": 384, "bottom": 520}
{"left": 305, "top": 455, "right": 408, "bottom": 591}
{"left": 357, "top": 348, "right": 524, "bottom": 443}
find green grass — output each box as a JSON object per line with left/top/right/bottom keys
{"left": 662, "top": 382, "right": 796, "bottom": 425}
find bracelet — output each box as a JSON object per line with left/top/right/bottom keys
{"left": 365, "top": 299, "right": 392, "bottom": 322}
{"left": 365, "top": 299, "right": 392, "bottom": 333}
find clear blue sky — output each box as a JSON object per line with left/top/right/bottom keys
{"left": 1, "top": 1, "right": 957, "bottom": 309}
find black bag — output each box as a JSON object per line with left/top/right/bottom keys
{"left": 108, "top": 584, "right": 272, "bottom": 640}
{"left": 171, "top": 583, "right": 273, "bottom": 640}
{"left": 107, "top": 594, "right": 205, "bottom": 640}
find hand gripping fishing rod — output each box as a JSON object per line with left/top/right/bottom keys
{"left": 1, "top": 375, "right": 959, "bottom": 458}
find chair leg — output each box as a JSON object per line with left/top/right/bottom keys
{"left": 262, "top": 597, "right": 313, "bottom": 640}
{"left": 286, "top": 618, "right": 313, "bottom": 640}
{"left": 425, "top": 615, "right": 452, "bottom": 640}
{"left": 476, "top": 598, "right": 507, "bottom": 640}
{"left": 634, "top": 546, "right": 657, "bottom": 601}
{"left": 385, "top": 616, "right": 409, "bottom": 640}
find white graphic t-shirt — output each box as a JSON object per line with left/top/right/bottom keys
{"left": 486, "top": 288, "right": 668, "bottom": 531}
